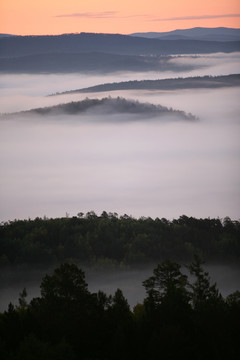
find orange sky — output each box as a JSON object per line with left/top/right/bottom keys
{"left": 0, "top": 0, "right": 240, "bottom": 35}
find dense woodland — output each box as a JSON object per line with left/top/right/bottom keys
{"left": 57, "top": 74, "right": 240, "bottom": 95}
{"left": 1, "top": 32, "right": 239, "bottom": 74}
{"left": 0, "top": 259, "right": 239, "bottom": 359}
{"left": 1, "top": 33, "right": 239, "bottom": 58}
{"left": 0, "top": 52, "right": 176, "bottom": 74}
{"left": 5, "top": 97, "right": 194, "bottom": 120}
{"left": 0, "top": 213, "right": 239, "bottom": 268}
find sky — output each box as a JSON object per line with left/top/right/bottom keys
{"left": 0, "top": 0, "right": 240, "bottom": 36}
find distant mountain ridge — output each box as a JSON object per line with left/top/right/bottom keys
{"left": 0, "top": 34, "right": 19, "bottom": 38}
{"left": 0, "top": 31, "right": 239, "bottom": 58}
{"left": 0, "top": 52, "right": 193, "bottom": 74}
{"left": 130, "top": 27, "right": 240, "bottom": 42}
{"left": 0, "top": 28, "right": 239, "bottom": 74}
{"left": 52, "top": 74, "right": 240, "bottom": 95}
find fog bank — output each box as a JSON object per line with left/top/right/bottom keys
{"left": 1, "top": 52, "right": 239, "bottom": 113}
{"left": 0, "top": 264, "right": 239, "bottom": 311}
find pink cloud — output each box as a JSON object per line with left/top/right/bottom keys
{"left": 153, "top": 13, "right": 240, "bottom": 21}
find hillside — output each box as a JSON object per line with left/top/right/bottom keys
{"left": 3, "top": 97, "right": 196, "bottom": 121}
{"left": 0, "top": 214, "right": 239, "bottom": 267}
{"left": 0, "top": 52, "right": 190, "bottom": 74}
{"left": 53, "top": 74, "right": 240, "bottom": 95}
{"left": 0, "top": 32, "right": 239, "bottom": 57}
{"left": 1, "top": 31, "right": 239, "bottom": 74}
{"left": 130, "top": 27, "right": 240, "bottom": 41}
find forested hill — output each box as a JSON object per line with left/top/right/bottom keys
{"left": 0, "top": 213, "right": 239, "bottom": 267}
{"left": 0, "top": 52, "right": 177, "bottom": 73}
{"left": 3, "top": 97, "right": 196, "bottom": 120}
{"left": 54, "top": 74, "right": 240, "bottom": 95}
{"left": 1, "top": 32, "right": 239, "bottom": 73}
{"left": 1, "top": 33, "right": 239, "bottom": 57}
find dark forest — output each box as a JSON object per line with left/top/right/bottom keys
{"left": 0, "top": 213, "right": 239, "bottom": 268}
{"left": 0, "top": 258, "right": 239, "bottom": 359}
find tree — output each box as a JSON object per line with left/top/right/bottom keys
{"left": 107, "top": 289, "right": 133, "bottom": 359}
{"left": 226, "top": 290, "right": 240, "bottom": 307}
{"left": 143, "top": 260, "right": 190, "bottom": 309}
{"left": 111, "top": 288, "right": 131, "bottom": 315}
{"left": 40, "top": 263, "right": 89, "bottom": 302}
{"left": 77, "top": 212, "right": 84, "bottom": 218}
{"left": 188, "top": 254, "right": 222, "bottom": 309}
{"left": 18, "top": 288, "right": 28, "bottom": 310}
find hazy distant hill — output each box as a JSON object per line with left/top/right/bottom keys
{"left": 4, "top": 97, "right": 196, "bottom": 121}
{"left": 0, "top": 30, "right": 239, "bottom": 74}
{"left": 53, "top": 74, "right": 240, "bottom": 95}
{"left": 1, "top": 32, "right": 239, "bottom": 74}
{"left": 0, "top": 32, "right": 239, "bottom": 58}
{"left": 131, "top": 27, "right": 240, "bottom": 42}
{"left": 0, "top": 34, "right": 18, "bottom": 38}
{"left": 0, "top": 52, "right": 193, "bottom": 74}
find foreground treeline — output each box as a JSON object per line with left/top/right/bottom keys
{"left": 0, "top": 213, "right": 239, "bottom": 267}
{"left": 0, "top": 258, "right": 239, "bottom": 359}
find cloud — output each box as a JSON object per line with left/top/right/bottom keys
{"left": 55, "top": 11, "right": 118, "bottom": 19}
{"left": 153, "top": 13, "right": 240, "bottom": 21}
{"left": 55, "top": 12, "right": 149, "bottom": 20}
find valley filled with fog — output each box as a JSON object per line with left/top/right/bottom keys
{"left": 0, "top": 29, "right": 240, "bottom": 324}
{"left": 1, "top": 25, "right": 240, "bottom": 359}
{"left": 0, "top": 53, "right": 240, "bottom": 222}
{"left": 1, "top": 262, "right": 240, "bottom": 312}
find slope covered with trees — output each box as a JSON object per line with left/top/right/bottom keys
{"left": 1, "top": 33, "right": 239, "bottom": 57}
{"left": 0, "top": 32, "right": 239, "bottom": 74}
{"left": 55, "top": 74, "right": 240, "bottom": 95}
{"left": 0, "top": 213, "right": 239, "bottom": 268}
{"left": 4, "top": 97, "right": 196, "bottom": 120}
{"left": 0, "top": 52, "right": 179, "bottom": 74}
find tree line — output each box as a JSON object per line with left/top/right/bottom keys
{"left": 61, "top": 74, "right": 240, "bottom": 94}
{"left": 5, "top": 97, "right": 194, "bottom": 120}
{"left": 0, "top": 213, "right": 239, "bottom": 267}
{"left": 0, "top": 258, "right": 239, "bottom": 359}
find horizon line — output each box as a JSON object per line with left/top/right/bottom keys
{"left": 1, "top": 25, "right": 240, "bottom": 37}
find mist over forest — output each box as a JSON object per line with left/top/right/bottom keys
{"left": 3, "top": 97, "right": 195, "bottom": 122}
{"left": 0, "top": 27, "right": 240, "bottom": 359}
{"left": 56, "top": 74, "right": 240, "bottom": 95}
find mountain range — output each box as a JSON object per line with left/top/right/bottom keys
{"left": 0, "top": 28, "right": 239, "bottom": 74}
{"left": 130, "top": 27, "right": 240, "bottom": 42}
{"left": 0, "top": 31, "right": 239, "bottom": 58}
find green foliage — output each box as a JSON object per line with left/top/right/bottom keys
{"left": 0, "top": 213, "right": 239, "bottom": 269}
{"left": 188, "top": 255, "right": 222, "bottom": 309}
{"left": 40, "top": 263, "right": 89, "bottom": 301}
{"left": 143, "top": 260, "right": 189, "bottom": 307}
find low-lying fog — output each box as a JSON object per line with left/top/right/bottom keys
{"left": 0, "top": 52, "right": 240, "bottom": 113}
{"left": 0, "top": 84, "right": 239, "bottom": 221}
{"left": 0, "top": 264, "right": 240, "bottom": 311}
{"left": 0, "top": 53, "right": 239, "bottom": 313}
